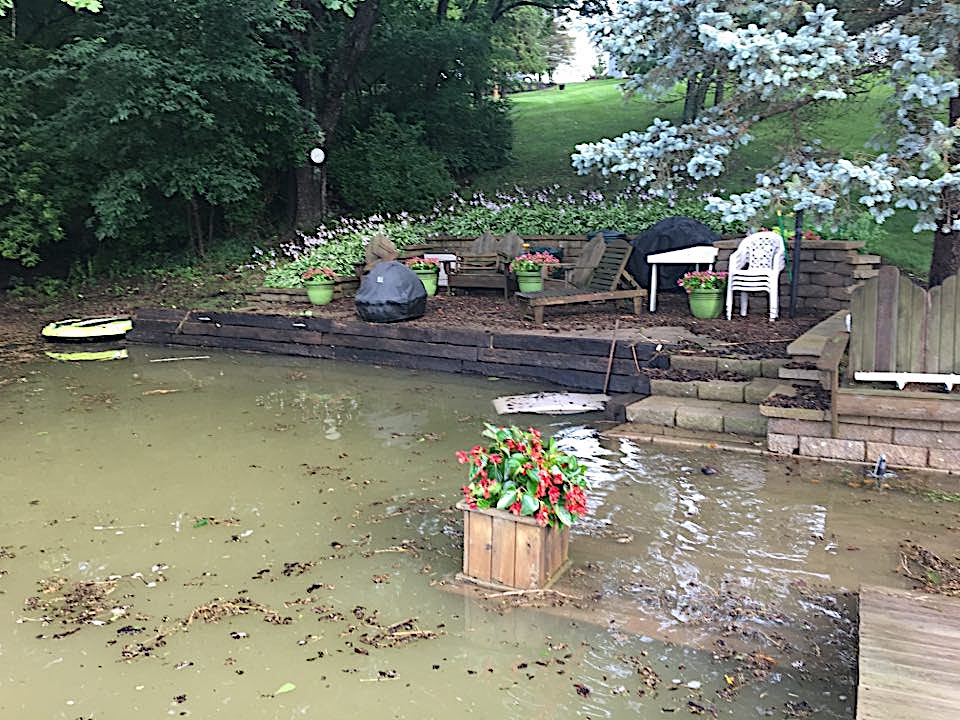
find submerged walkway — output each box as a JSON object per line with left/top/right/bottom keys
{"left": 858, "top": 585, "right": 960, "bottom": 719}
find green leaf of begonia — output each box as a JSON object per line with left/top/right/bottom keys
{"left": 496, "top": 490, "right": 517, "bottom": 510}
{"left": 555, "top": 505, "right": 573, "bottom": 526}
{"left": 520, "top": 493, "right": 539, "bottom": 516}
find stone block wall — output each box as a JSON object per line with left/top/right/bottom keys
{"left": 766, "top": 407, "right": 960, "bottom": 472}
{"left": 714, "top": 239, "right": 881, "bottom": 314}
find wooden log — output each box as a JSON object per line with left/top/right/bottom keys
{"left": 333, "top": 346, "right": 463, "bottom": 374}
{"left": 329, "top": 320, "right": 490, "bottom": 347}
{"left": 324, "top": 332, "right": 479, "bottom": 361}
{"left": 179, "top": 322, "right": 327, "bottom": 346}
{"left": 165, "top": 334, "right": 335, "bottom": 359}
{"left": 492, "top": 332, "right": 658, "bottom": 360}
{"left": 477, "top": 347, "right": 642, "bottom": 375}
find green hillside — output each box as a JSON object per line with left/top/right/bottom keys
{"left": 475, "top": 80, "right": 932, "bottom": 276}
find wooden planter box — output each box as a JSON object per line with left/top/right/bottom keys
{"left": 456, "top": 501, "right": 569, "bottom": 590}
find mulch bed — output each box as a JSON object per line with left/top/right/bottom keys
{"left": 645, "top": 368, "right": 753, "bottom": 383}
{"left": 764, "top": 385, "right": 832, "bottom": 410}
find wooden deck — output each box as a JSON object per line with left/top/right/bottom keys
{"left": 858, "top": 585, "right": 960, "bottom": 719}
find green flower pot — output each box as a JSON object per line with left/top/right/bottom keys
{"left": 515, "top": 270, "right": 544, "bottom": 293}
{"left": 688, "top": 288, "right": 724, "bottom": 319}
{"left": 303, "top": 279, "right": 335, "bottom": 306}
{"left": 413, "top": 269, "right": 439, "bottom": 296}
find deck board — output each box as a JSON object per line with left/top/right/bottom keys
{"left": 858, "top": 585, "right": 960, "bottom": 720}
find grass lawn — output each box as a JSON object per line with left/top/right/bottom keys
{"left": 474, "top": 79, "right": 933, "bottom": 277}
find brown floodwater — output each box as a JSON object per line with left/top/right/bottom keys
{"left": 1, "top": 347, "right": 957, "bottom": 719}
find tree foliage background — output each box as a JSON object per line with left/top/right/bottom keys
{"left": 0, "top": 0, "right": 573, "bottom": 276}
{"left": 574, "top": 0, "right": 960, "bottom": 285}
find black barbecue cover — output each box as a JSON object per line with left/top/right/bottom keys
{"left": 628, "top": 217, "right": 721, "bottom": 291}
{"left": 355, "top": 261, "right": 427, "bottom": 323}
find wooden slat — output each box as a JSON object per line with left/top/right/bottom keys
{"left": 465, "top": 513, "right": 493, "bottom": 582}
{"left": 925, "top": 280, "right": 942, "bottom": 373}
{"left": 940, "top": 272, "right": 957, "bottom": 372}
{"left": 861, "top": 275, "right": 880, "bottom": 372}
{"left": 951, "top": 274, "right": 960, "bottom": 374}
{"left": 490, "top": 516, "right": 516, "bottom": 587}
{"left": 874, "top": 266, "right": 900, "bottom": 371}
{"left": 858, "top": 585, "right": 960, "bottom": 720}
{"left": 847, "top": 283, "right": 866, "bottom": 383}
{"left": 895, "top": 275, "right": 911, "bottom": 371}
{"left": 908, "top": 279, "right": 928, "bottom": 372}
{"left": 514, "top": 523, "right": 543, "bottom": 589}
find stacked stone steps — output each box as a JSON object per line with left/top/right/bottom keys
{"left": 627, "top": 352, "right": 788, "bottom": 439}
{"left": 624, "top": 396, "right": 768, "bottom": 438}
{"left": 650, "top": 375, "right": 780, "bottom": 404}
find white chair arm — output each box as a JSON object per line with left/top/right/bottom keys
{"left": 728, "top": 246, "right": 749, "bottom": 270}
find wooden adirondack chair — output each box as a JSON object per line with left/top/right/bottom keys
{"left": 516, "top": 238, "right": 646, "bottom": 324}
{"left": 447, "top": 230, "right": 523, "bottom": 298}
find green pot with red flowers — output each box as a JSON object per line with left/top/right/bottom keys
{"left": 301, "top": 267, "right": 336, "bottom": 305}
{"left": 509, "top": 252, "right": 559, "bottom": 293}
{"left": 678, "top": 270, "right": 727, "bottom": 319}
{"left": 405, "top": 257, "right": 440, "bottom": 296}
{"left": 455, "top": 424, "right": 588, "bottom": 590}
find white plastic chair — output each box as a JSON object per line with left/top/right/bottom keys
{"left": 725, "top": 231, "right": 786, "bottom": 321}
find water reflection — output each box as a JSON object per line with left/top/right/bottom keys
{"left": 1, "top": 347, "right": 949, "bottom": 718}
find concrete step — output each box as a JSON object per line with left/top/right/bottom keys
{"left": 671, "top": 354, "right": 787, "bottom": 379}
{"left": 624, "top": 396, "right": 768, "bottom": 438}
{"left": 649, "top": 376, "right": 780, "bottom": 404}
{"left": 604, "top": 422, "right": 766, "bottom": 453}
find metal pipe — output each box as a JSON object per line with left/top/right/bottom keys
{"left": 789, "top": 210, "right": 803, "bottom": 318}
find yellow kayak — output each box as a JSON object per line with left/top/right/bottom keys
{"left": 41, "top": 317, "right": 133, "bottom": 341}
{"left": 45, "top": 348, "right": 129, "bottom": 362}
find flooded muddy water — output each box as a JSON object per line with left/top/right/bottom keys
{"left": 1, "top": 348, "right": 956, "bottom": 719}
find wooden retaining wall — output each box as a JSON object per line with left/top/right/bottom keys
{"left": 129, "top": 308, "right": 659, "bottom": 394}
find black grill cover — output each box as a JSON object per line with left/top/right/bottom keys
{"left": 628, "top": 217, "right": 721, "bottom": 291}
{"left": 355, "top": 261, "right": 427, "bottom": 323}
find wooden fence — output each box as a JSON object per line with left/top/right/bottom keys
{"left": 848, "top": 267, "right": 960, "bottom": 376}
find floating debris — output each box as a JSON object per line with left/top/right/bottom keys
{"left": 899, "top": 542, "right": 960, "bottom": 596}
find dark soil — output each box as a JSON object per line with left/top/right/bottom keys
{"left": 645, "top": 368, "right": 753, "bottom": 383}
{"left": 0, "top": 287, "right": 825, "bottom": 369}
{"left": 764, "top": 384, "right": 831, "bottom": 410}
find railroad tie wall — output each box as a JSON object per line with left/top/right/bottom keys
{"left": 129, "top": 308, "right": 659, "bottom": 394}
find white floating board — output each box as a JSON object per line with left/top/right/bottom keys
{"left": 493, "top": 392, "right": 610, "bottom": 415}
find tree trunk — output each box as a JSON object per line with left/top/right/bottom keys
{"left": 292, "top": 0, "right": 381, "bottom": 228}
{"left": 682, "top": 76, "right": 698, "bottom": 124}
{"left": 437, "top": 0, "right": 449, "bottom": 21}
{"left": 713, "top": 68, "right": 727, "bottom": 106}
{"left": 928, "top": 65, "right": 960, "bottom": 287}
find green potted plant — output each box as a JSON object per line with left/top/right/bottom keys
{"left": 509, "top": 251, "right": 559, "bottom": 293}
{"left": 678, "top": 270, "right": 728, "bottom": 319}
{"left": 456, "top": 424, "right": 588, "bottom": 589}
{"left": 405, "top": 256, "right": 441, "bottom": 296}
{"left": 301, "top": 267, "right": 337, "bottom": 306}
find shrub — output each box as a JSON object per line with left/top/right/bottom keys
{"left": 329, "top": 113, "right": 455, "bottom": 216}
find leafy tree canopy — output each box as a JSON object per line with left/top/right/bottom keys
{"left": 573, "top": 1, "right": 960, "bottom": 284}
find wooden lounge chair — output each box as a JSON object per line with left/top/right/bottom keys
{"left": 517, "top": 238, "right": 646, "bottom": 324}
{"left": 446, "top": 230, "right": 524, "bottom": 298}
